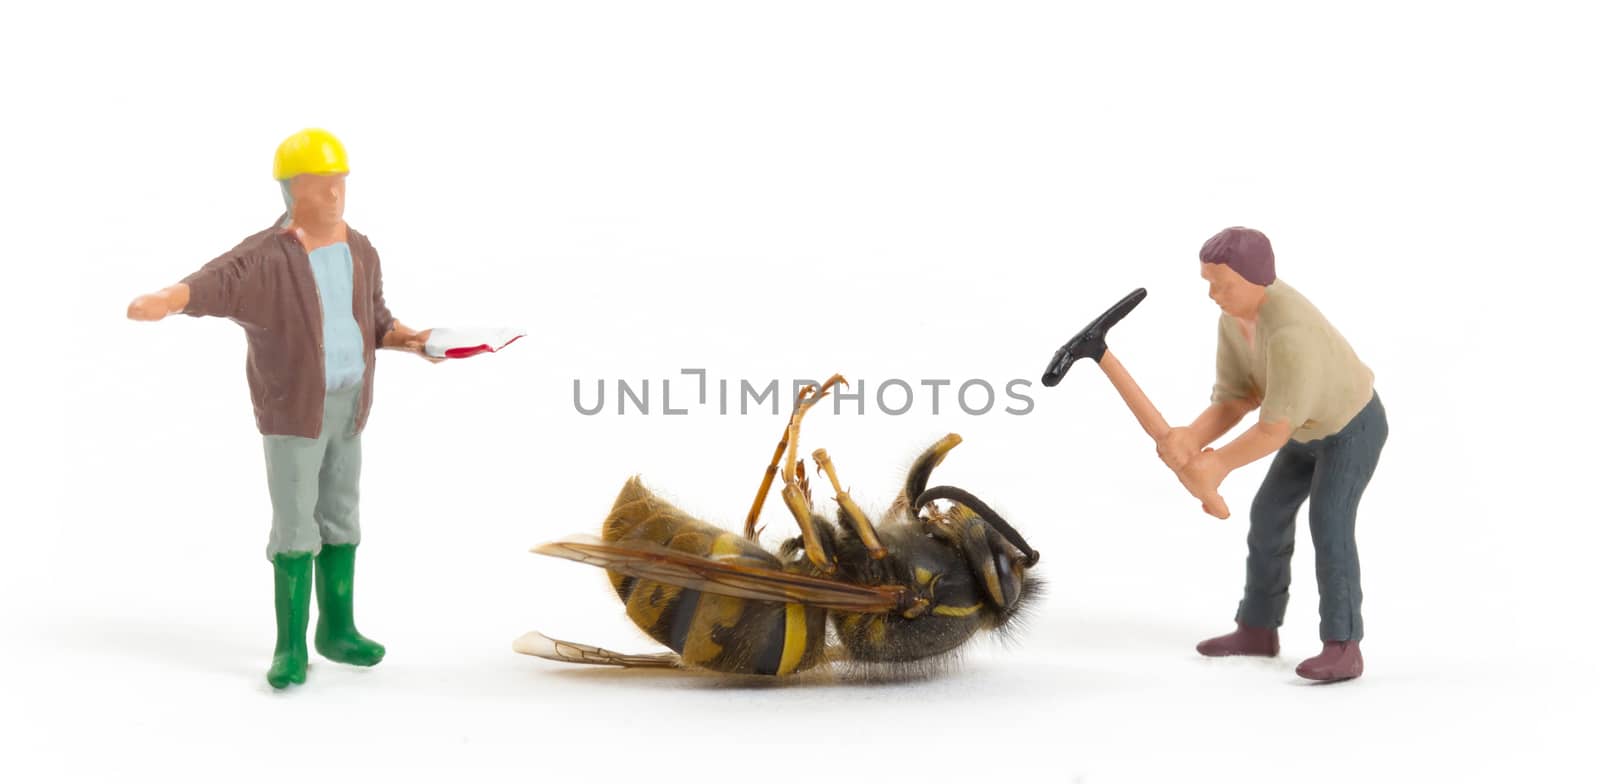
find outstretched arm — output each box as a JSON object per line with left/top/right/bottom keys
{"left": 130, "top": 251, "right": 261, "bottom": 323}
{"left": 127, "top": 284, "right": 191, "bottom": 321}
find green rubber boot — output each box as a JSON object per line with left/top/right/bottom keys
{"left": 314, "top": 544, "right": 386, "bottom": 667}
{"left": 267, "top": 552, "right": 313, "bottom": 690}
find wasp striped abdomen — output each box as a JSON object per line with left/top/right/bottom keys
{"left": 602, "top": 477, "right": 828, "bottom": 676}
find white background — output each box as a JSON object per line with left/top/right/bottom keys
{"left": 4, "top": 1, "right": 1596, "bottom": 782}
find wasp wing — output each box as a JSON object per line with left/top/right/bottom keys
{"left": 534, "top": 535, "right": 908, "bottom": 613}
{"left": 513, "top": 631, "right": 682, "bottom": 668}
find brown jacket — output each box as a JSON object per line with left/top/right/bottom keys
{"left": 182, "top": 218, "right": 396, "bottom": 438}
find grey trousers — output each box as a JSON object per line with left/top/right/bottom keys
{"left": 1236, "top": 392, "right": 1387, "bottom": 642}
{"left": 263, "top": 386, "right": 363, "bottom": 558}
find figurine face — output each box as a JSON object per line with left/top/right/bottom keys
{"left": 1200, "top": 261, "right": 1264, "bottom": 319}
{"left": 287, "top": 173, "right": 347, "bottom": 231}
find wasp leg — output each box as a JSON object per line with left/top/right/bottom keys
{"left": 895, "top": 433, "right": 964, "bottom": 518}
{"left": 513, "top": 631, "right": 682, "bottom": 668}
{"left": 813, "top": 448, "right": 886, "bottom": 559}
{"left": 779, "top": 376, "right": 847, "bottom": 572}
{"left": 782, "top": 458, "right": 833, "bottom": 572}
{"left": 742, "top": 374, "right": 846, "bottom": 541}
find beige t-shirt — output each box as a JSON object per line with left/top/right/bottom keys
{"left": 1212, "top": 280, "right": 1374, "bottom": 443}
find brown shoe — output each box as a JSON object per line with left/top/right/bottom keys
{"left": 1196, "top": 623, "right": 1280, "bottom": 657}
{"left": 1295, "top": 641, "right": 1364, "bottom": 682}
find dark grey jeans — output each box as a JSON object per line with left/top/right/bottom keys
{"left": 1236, "top": 392, "right": 1387, "bottom": 642}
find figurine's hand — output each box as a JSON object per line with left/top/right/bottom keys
{"left": 405, "top": 329, "right": 444, "bottom": 363}
{"left": 1157, "top": 426, "right": 1202, "bottom": 471}
{"left": 1179, "top": 449, "right": 1229, "bottom": 499}
{"left": 127, "top": 293, "right": 172, "bottom": 321}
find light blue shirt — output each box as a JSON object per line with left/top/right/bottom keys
{"left": 308, "top": 242, "right": 367, "bottom": 391}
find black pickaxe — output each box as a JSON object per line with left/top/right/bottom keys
{"left": 1042, "top": 288, "right": 1230, "bottom": 519}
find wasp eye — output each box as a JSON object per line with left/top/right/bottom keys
{"left": 993, "top": 552, "right": 1022, "bottom": 607}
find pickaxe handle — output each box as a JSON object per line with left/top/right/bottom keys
{"left": 1098, "top": 349, "right": 1231, "bottom": 519}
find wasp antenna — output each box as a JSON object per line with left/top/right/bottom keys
{"left": 914, "top": 485, "right": 1038, "bottom": 566}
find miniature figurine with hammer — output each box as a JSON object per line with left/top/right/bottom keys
{"left": 1044, "top": 227, "right": 1386, "bottom": 682}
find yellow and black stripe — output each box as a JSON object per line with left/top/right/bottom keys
{"left": 603, "top": 477, "right": 828, "bottom": 676}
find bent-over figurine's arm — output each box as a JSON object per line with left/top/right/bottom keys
{"left": 1177, "top": 325, "right": 1315, "bottom": 499}
{"left": 1158, "top": 396, "right": 1256, "bottom": 471}
{"left": 1180, "top": 416, "right": 1293, "bottom": 496}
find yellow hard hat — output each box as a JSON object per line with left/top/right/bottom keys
{"left": 272, "top": 128, "right": 349, "bottom": 180}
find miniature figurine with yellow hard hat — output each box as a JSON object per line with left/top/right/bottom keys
{"left": 127, "top": 128, "right": 472, "bottom": 690}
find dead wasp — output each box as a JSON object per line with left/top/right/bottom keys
{"left": 515, "top": 374, "right": 1040, "bottom": 677}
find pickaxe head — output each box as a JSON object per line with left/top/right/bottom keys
{"left": 1040, "top": 288, "right": 1147, "bottom": 387}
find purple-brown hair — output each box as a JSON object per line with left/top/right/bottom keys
{"left": 1199, "top": 227, "right": 1275, "bottom": 285}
